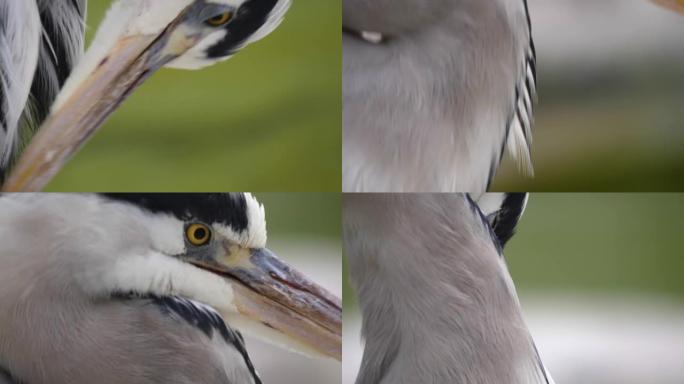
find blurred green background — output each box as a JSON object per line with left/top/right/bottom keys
{"left": 46, "top": 0, "right": 341, "bottom": 192}
{"left": 489, "top": 1, "right": 684, "bottom": 191}
{"left": 254, "top": 193, "right": 340, "bottom": 241}
{"left": 343, "top": 193, "right": 684, "bottom": 309}
{"left": 508, "top": 193, "right": 684, "bottom": 298}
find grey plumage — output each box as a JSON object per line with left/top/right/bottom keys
{"left": 343, "top": 193, "right": 552, "bottom": 383}
{"left": 0, "top": 296, "right": 257, "bottom": 384}
{"left": 0, "top": 193, "right": 260, "bottom": 384}
{"left": 0, "top": 193, "right": 342, "bottom": 382}
{"left": 342, "top": 0, "right": 536, "bottom": 193}
{"left": 0, "top": 0, "right": 86, "bottom": 179}
{"left": 0, "top": 0, "right": 41, "bottom": 168}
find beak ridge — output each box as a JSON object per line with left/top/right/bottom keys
{"left": 191, "top": 247, "right": 342, "bottom": 360}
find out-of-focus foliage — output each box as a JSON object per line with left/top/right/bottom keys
{"left": 254, "top": 193, "right": 340, "bottom": 243}
{"left": 46, "top": 0, "right": 341, "bottom": 192}
{"left": 508, "top": 194, "right": 684, "bottom": 298}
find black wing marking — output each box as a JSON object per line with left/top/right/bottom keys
{"left": 466, "top": 194, "right": 505, "bottom": 254}
{"left": 504, "top": 0, "right": 536, "bottom": 176}
{"left": 532, "top": 342, "right": 552, "bottom": 384}
{"left": 0, "top": 365, "right": 22, "bottom": 384}
{"left": 29, "top": 0, "right": 86, "bottom": 131}
{"left": 111, "top": 292, "right": 262, "bottom": 383}
{"left": 151, "top": 296, "right": 262, "bottom": 384}
{"left": 487, "top": 193, "right": 528, "bottom": 248}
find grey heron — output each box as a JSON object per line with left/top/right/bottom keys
{"left": 343, "top": 193, "right": 554, "bottom": 383}
{"left": 0, "top": 0, "right": 290, "bottom": 191}
{"left": 342, "top": 0, "right": 536, "bottom": 193}
{"left": 0, "top": 193, "right": 341, "bottom": 383}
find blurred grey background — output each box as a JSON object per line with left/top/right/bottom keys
{"left": 248, "top": 194, "right": 341, "bottom": 384}
{"left": 493, "top": 0, "right": 684, "bottom": 191}
{"left": 343, "top": 194, "right": 684, "bottom": 384}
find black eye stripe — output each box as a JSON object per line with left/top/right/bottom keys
{"left": 206, "top": 0, "right": 280, "bottom": 58}
{"left": 102, "top": 194, "right": 249, "bottom": 232}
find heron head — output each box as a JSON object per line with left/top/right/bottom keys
{"left": 81, "top": 193, "right": 341, "bottom": 360}
{"left": 1, "top": 0, "right": 290, "bottom": 192}
{"left": 63, "top": 0, "right": 292, "bottom": 92}
{"left": 161, "top": 0, "right": 291, "bottom": 70}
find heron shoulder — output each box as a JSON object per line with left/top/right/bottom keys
{"left": 116, "top": 294, "right": 262, "bottom": 384}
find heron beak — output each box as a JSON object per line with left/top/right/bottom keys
{"left": 1, "top": 19, "right": 200, "bottom": 192}
{"left": 188, "top": 247, "right": 342, "bottom": 361}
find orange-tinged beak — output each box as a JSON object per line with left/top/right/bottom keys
{"left": 187, "top": 247, "right": 342, "bottom": 360}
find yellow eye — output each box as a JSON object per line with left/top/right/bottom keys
{"left": 186, "top": 223, "right": 211, "bottom": 246}
{"left": 206, "top": 12, "right": 233, "bottom": 27}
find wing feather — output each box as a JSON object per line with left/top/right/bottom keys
{"left": 505, "top": 0, "right": 536, "bottom": 176}
{"left": 26, "top": 0, "right": 87, "bottom": 145}
{"left": 0, "top": 1, "right": 41, "bottom": 171}
{"left": 0, "top": 0, "right": 86, "bottom": 181}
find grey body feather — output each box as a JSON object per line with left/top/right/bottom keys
{"left": 343, "top": 194, "right": 550, "bottom": 383}
{"left": 0, "top": 0, "right": 86, "bottom": 179}
{"left": 0, "top": 194, "right": 258, "bottom": 384}
{"left": 1, "top": 297, "right": 238, "bottom": 384}
{"left": 343, "top": 0, "right": 535, "bottom": 193}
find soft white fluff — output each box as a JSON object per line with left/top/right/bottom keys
{"left": 82, "top": 250, "right": 240, "bottom": 315}
{"left": 0, "top": 194, "right": 239, "bottom": 313}
{"left": 216, "top": 193, "right": 267, "bottom": 249}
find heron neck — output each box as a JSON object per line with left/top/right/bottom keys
{"left": 347, "top": 195, "right": 547, "bottom": 383}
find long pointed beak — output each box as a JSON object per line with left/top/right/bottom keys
{"left": 1, "top": 22, "right": 199, "bottom": 192}
{"left": 188, "top": 247, "right": 342, "bottom": 360}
